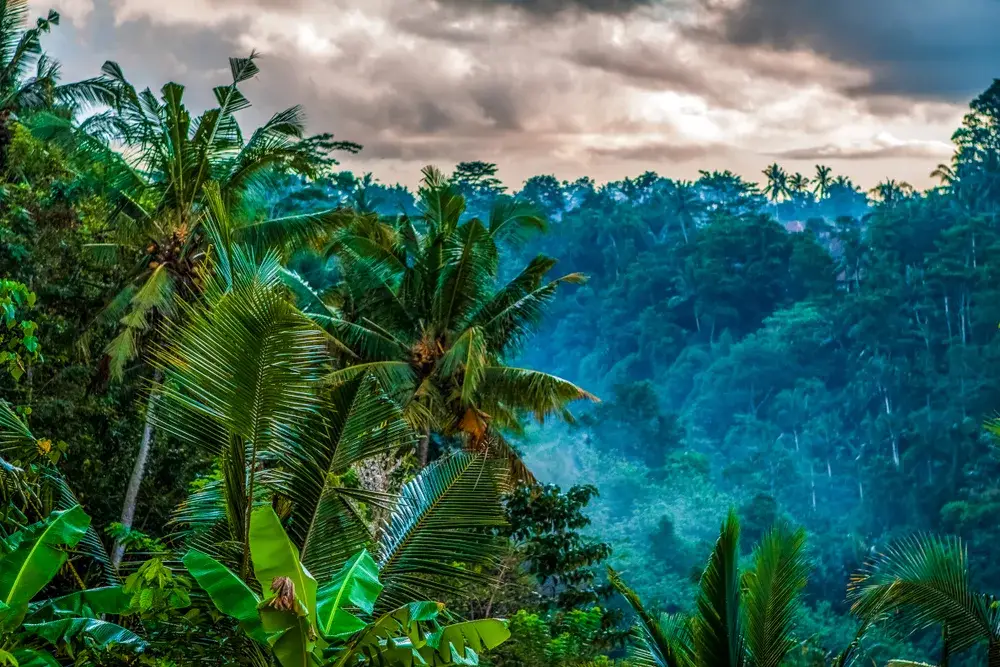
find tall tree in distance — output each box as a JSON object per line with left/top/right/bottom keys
{"left": 814, "top": 164, "right": 833, "bottom": 198}
{"left": 666, "top": 180, "right": 699, "bottom": 244}
{"left": 763, "top": 163, "right": 789, "bottom": 209}
{"left": 33, "top": 52, "right": 355, "bottom": 567}
{"left": 788, "top": 172, "right": 811, "bottom": 197}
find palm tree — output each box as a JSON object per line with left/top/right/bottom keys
{"left": 848, "top": 534, "right": 1000, "bottom": 665}
{"left": 287, "top": 166, "right": 596, "bottom": 478}
{"left": 0, "top": 2, "right": 110, "bottom": 169}
{"left": 762, "top": 163, "right": 788, "bottom": 215}
{"left": 665, "top": 180, "right": 700, "bottom": 244}
{"left": 931, "top": 162, "right": 956, "bottom": 187}
{"left": 787, "top": 172, "right": 810, "bottom": 197}
{"left": 32, "top": 53, "right": 354, "bottom": 567}
{"left": 814, "top": 165, "right": 833, "bottom": 198}
{"left": 155, "top": 241, "right": 511, "bottom": 612}
{"left": 869, "top": 179, "right": 914, "bottom": 205}
{"left": 610, "top": 511, "right": 810, "bottom": 667}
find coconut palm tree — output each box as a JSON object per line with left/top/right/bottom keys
{"left": 285, "top": 166, "right": 596, "bottom": 480}
{"left": 31, "top": 53, "right": 356, "bottom": 567}
{"left": 762, "top": 164, "right": 788, "bottom": 215}
{"left": 869, "top": 179, "right": 914, "bottom": 205}
{"left": 609, "top": 511, "right": 810, "bottom": 667}
{"left": 848, "top": 533, "right": 1000, "bottom": 665}
{"left": 814, "top": 165, "right": 833, "bottom": 198}
{"left": 787, "top": 172, "right": 811, "bottom": 197}
{"left": 0, "top": 2, "right": 111, "bottom": 169}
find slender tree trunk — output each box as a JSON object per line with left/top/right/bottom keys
{"left": 112, "top": 370, "right": 163, "bottom": 568}
{"left": 945, "top": 295, "right": 953, "bottom": 341}
{"left": 810, "top": 464, "right": 816, "bottom": 511}
{"left": 242, "top": 436, "right": 258, "bottom": 580}
{"left": 417, "top": 428, "right": 431, "bottom": 468}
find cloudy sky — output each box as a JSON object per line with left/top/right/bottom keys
{"left": 30, "top": 0, "right": 999, "bottom": 190}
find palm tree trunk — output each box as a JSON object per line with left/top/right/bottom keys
{"left": 417, "top": 428, "right": 431, "bottom": 467}
{"left": 112, "top": 370, "right": 163, "bottom": 568}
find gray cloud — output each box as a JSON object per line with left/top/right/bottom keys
{"left": 570, "top": 41, "right": 722, "bottom": 98}
{"left": 435, "top": 0, "right": 656, "bottom": 16}
{"left": 696, "top": 0, "right": 1000, "bottom": 101}
{"left": 588, "top": 141, "right": 717, "bottom": 161}
{"left": 771, "top": 140, "right": 952, "bottom": 162}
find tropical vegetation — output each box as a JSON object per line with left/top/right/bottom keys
{"left": 0, "top": 2, "right": 999, "bottom": 665}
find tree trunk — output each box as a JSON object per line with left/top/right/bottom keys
{"left": 0, "top": 110, "right": 13, "bottom": 176}
{"left": 417, "top": 429, "right": 430, "bottom": 468}
{"left": 112, "top": 371, "right": 163, "bottom": 568}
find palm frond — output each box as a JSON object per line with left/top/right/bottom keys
{"left": 232, "top": 208, "right": 353, "bottom": 254}
{"left": 376, "top": 453, "right": 508, "bottom": 611}
{"left": 848, "top": 534, "right": 995, "bottom": 655}
{"left": 280, "top": 373, "right": 415, "bottom": 583}
{"left": 435, "top": 219, "right": 495, "bottom": 331}
{"left": 479, "top": 367, "right": 597, "bottom": 424}
{"left": 487, "top": 196, "right": 546, "bottom": 245}
{"left": 608, "top": 567, "right": 695, "bottom": 667}
{"left": 743, "top": 523, "right": 810, "bottom": 667}
{"left": 155, "top": 253, "right": 329, "bottom": 545}
{"left": 692, "top": 510, "right": 745, "bottom": 667}
{"left": 468, "top": 255, "right": 585, "bottom": 354}
{"left": 436, "top": 327, "right": 488, "bottom": 406}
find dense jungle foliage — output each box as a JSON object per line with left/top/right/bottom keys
{"left": 1, "top": 1, "right": 1000, "bottom": 665}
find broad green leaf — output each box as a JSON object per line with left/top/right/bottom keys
{"left": 250, "top": 506, "right": 317, "bottom": 619}
{"left": 0, "top": 506, "right": 90, "bottom": 607}
{"left": 26, "top": 587, "right": 130, "bottom": 622}
{"left": 22, "top": 617, "right": 146, "bottom": 650}
{"left": 0, "top": 600, "right": 26, "bottom": 633}
{"left": 425, "top": 619, "right": 510, "bottom": 661}
{"left": 317, "top": 549, "right": 383, "bottom": 640}
{"left": 182, "top": 549, "right": 266, "bottom": 643}
{"left": 269, "top": 615, "right": 317, "bottom": 667}
{"left": 351, "top": 601, "right": 444, "bottom": 658}
{"left": 380, "top": 619, "right": 511, "bottom": 666}
{"left": 11, "top": 648, "right": 60, "bottom": 667}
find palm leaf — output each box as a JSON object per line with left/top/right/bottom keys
{"left": 376, "top": 453, "right": 507, "bottom": 611}
{"left": 743, "top": 523, "right": 810, "bottom": 667}
{"left": 692, "top": 511, "right": 745, "bottom": 667}
{"left": 282, "top": 374, "right": 415, "bottom": 583}
{"left": 478, "top": 367, "right": 597, "bottom": 423}
{"left": 608, "top": 567, "right": 695, "bottom": 667}
{"left": 848, "top": 534, "right": 996, "bottom": 656}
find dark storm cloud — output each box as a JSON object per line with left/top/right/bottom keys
{"left": 571, "top": 43, "right": 713, "bottom": 94}
{"left": 697, "top": 0, "right": 1000, "bottom": 101}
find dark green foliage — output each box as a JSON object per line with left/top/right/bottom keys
{"left": 504, "top": 484, "right": 612, "bottom": 610}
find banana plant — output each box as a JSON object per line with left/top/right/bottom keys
{"left": 0, "top": 505, "right": 144, "bottom": 666}
{"left": 183, "top": 505, "right": 510, "bottom": 667}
